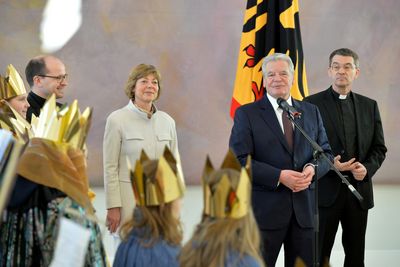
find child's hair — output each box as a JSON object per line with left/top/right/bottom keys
{"left": 119, "top": 160, "right": 183, "bottom": 247}
{"left": 179, "top": 168, "right": 264, "bottom": 267}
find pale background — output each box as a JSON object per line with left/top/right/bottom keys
{"left": 0, "top": 0, "right": 398, "bottom": 185}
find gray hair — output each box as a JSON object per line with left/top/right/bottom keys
{"left": 261, "top": 53, "right": 294, "bottom": 76}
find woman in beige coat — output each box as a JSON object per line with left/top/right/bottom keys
{"left": 103, "top": 64, "right": 183, "bottom": 242}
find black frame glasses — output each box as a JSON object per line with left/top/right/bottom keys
{"left": 38, "top": 74, "right": 68, "bottom": 82}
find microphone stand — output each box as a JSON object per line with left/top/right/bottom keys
{"left": 285, "top": 112, "right": 363, "bottom": 267}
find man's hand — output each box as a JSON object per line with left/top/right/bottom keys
{"left": 279, "top": 169, "right": 312, "bottom": 193}
{"left": 106, "top": 207, "right": 121, "bottom": 233}
{"left": 302, "top": 165, "right": 315, "bottom": 182}
{"left": 334, "top": 155, "right": 358, "bottom": 172}
{"left": 351, "top": 162, "right": 367, "bottom": 181}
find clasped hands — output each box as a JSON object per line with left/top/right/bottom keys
{"left": 279, "top": 165, "right": 314, "bottom": 193}
{"left": 334, "top": 155, "right": 367, "bottom": 181}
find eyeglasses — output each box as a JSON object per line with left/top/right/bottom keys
{"left": 38, "top": 74, "right": 68, "bottom": 82}
{"left": 330, "top": 63, "right": 356, "bottom": 72}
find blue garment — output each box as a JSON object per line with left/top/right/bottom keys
{"left": 113, "top": 229, "right": 180, "bottom": 267}
{"left": 7, "top": 175, "right": 65, "bottom": 209}
{"left": 229, "top": 95, "right": 333, "bottom": 267}
{"left": 225, "top": 252, "right": 262, "bottom": 267}
{"left": 229, "top": 96, "right": 332, "bottom": 230}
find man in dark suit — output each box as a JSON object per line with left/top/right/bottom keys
{"left": 229, "top": 53, "right": 332, "bottom": 267}
{"left": 24, "top": 55, "right": 68, "bottom": 122}
{"left": 304, "top": 48, "right": 387, "bottom": 267}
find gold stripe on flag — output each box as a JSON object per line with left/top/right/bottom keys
{"left": 230, "top": 0, "right": 309, "bottom": 118}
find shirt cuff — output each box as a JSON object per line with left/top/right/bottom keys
{"left": 303, "top": 163, "right": 315, "bottom": 171}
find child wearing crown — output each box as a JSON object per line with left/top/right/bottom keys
{"left": 0, "top": 94, "right": 107, "bottom": 266}
{"left": 0, "top": 64, "right": 33, "bottom": 140}
{"left": 113, "top": 147, "right": 185, "bottom": 267}
{"left": 179, "top": 150, "right": 265, "bottom": 267}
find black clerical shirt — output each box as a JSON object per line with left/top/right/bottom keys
{"left": 331, "top": 89, "right": 358, "bottom": 162}
{"left": 26, "top": 91, "right": 63, "bottom": 123}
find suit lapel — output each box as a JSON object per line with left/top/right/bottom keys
{"left": 352, "top": 93, "right": 363, "bottom": 157}
{"left": 292, "top": 99, "right": 304, "bottom": 153}
{"left": 258, "top": 97, "right": 292, "bottom": 154}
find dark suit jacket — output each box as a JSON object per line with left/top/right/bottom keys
{"left": 26, "top": 91, "right": 62, "bottom": 123}
{"left": 229, "top": 96, "right": 332, "bottom": 230}
{"left": 304, "top": 87, "right": 387, "bottom": 210}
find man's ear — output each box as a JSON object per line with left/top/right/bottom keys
{"left": 354, "top": 68, "right": 360, "bottom": 79}
{"left": 32, "top": 75, "right": 41, "bottom": 86}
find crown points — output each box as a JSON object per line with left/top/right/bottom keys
{"left": 31, "top": 94, "right": 91, "bottom": 149}
{"left": 131, "top": 146, "right": 185, "bottom": 206}
{"left": 220, "top": 150, "right": 242, "bottom": 170}
{"left": 202, "top": 150, "right": 252, "bottom": 219}
{"left": 0, "top": 64, "right": 27, "bottom": 100}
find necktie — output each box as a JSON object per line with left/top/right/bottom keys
{"left": 282, "top": 111, "right": 293, "bottom": 151}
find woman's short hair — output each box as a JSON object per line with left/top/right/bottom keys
{"left": 124, "top": 64, "right": 162, "bottom": 100}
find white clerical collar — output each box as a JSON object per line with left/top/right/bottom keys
{"left": 266, "top": 93, "right": 293, "bottom": 110}
{"left": 338, "top": 94, "right": 348, "bottom": 99}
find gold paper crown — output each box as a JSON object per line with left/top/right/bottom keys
{"left": 202, "top": 150, "right": 251, "bottom": 219}
{"left": 17, "top": 95, "right": 94, "bottom": 213}
{"left": 0, "top": 64, "right": 27, "bottom": 100}
{"left": 128, "top": 147, "right": 185, "bottom": 206}
{"left": 31, "top": 94, "right": 92, "bottom": 150}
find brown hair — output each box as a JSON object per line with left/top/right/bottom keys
{"left": 179, "top": 211, "right": 264, "bottom": 267}
{"left": 124, "top": 64, "right": 162, "bottom": 100}
{"left": 179, "top": 169, "right": 264, "bottom": 267}
{"left": 25, "top": 56, "right": 47, "bottom": 87}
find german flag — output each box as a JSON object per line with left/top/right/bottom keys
{"left": 230, "top": 0, "right": 309, "bottom": 118}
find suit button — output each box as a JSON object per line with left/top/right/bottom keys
{"left": 341, "top": 150, "right": 345, "bottom": 154}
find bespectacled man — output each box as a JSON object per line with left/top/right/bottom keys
{"left": 25, "top": 55, "right": 68, "bottom": 122}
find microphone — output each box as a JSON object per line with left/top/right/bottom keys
{"left": 277, "top": 98, "right": 302, "bottom": 119}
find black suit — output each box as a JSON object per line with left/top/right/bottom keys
{"left": 304, "top": 87, "right": 387, "bottom": 266}
{"left": 26, "top": 91, "right": 62, "bottom": 123}
{"left": 229, "top": 95, "right": 332, "bottom": 267}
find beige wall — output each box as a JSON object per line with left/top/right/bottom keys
{"left": 0, "top": 0, "right": 398, "bottom": 185}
